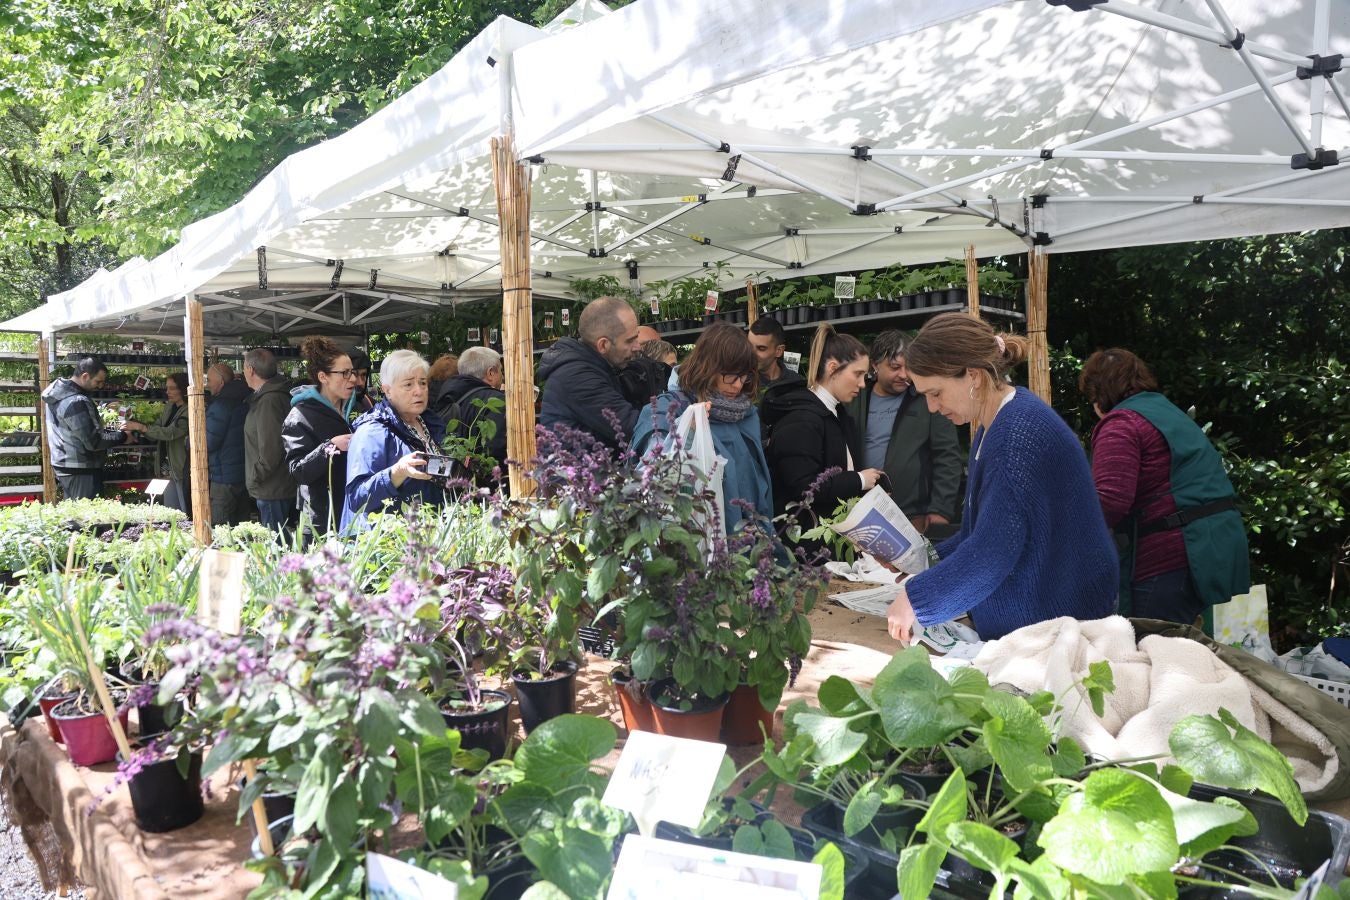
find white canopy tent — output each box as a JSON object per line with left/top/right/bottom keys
{"left": 14, "top": 0, "right": 1347, "bottom": 338}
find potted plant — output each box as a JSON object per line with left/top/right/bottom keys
{"left": 431, "top": 561, "right": 515, "bottom": 758}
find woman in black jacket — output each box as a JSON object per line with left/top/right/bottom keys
{"left": 283, "top": 336, "right": 356, "bottom": 535}
{"left": 762, "top": 324, "right": 883, "bottom": 553}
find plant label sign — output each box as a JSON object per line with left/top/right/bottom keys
{"left": 490, "top": 328, "right": 499, "bottom": 345}
{"left": 705, "top": 290, "right": 719, "bottom": 313}
{"left": 833, "top": 275, "right": 855, "bottom": 299}
{"left": 649, "top": 296, "right": 660, "bottom": 316}
{"left": 782, "top": 351, "right": 802, "bottom": 373}
{"left": 145, "top": 478, "right": 170, "bottom": 498}
{"left": 366, "top": 852, "right": 458, "bottom": 899}
{"left": 544, "top": 311, "right": 554, "bottom": 330}
{"left": 131, "top": 341, "right": 145, "bottom": 352}
{"left": 134, "top": 374, "right": 152, "bottom": 390}
{"left": 468, "top": 327, "right": 481, "bottom": 342}
{"left": 561, "top": 308, "right": 571, "bottom": 327}
{"left": 602, "top": 730, "right": 725, "bottom": 837}
{"left": 198, "top": 549, "right": 246, "bottom": 636}
{"left": 607, "top": 835, "right": 821, "bottom": 900}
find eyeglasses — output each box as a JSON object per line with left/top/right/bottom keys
{"left": 720, "top": 373, "right": 752, "bottom": 385}
{"left": 325, "top": 368, "right": 358, "bottom": 379}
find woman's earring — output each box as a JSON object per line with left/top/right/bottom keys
{"left": 968, "top": 383, "right": 976, "bottom": 400}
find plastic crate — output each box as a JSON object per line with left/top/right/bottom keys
{"left": 1294, "top": 673, "right": 1350, "bottom": 707}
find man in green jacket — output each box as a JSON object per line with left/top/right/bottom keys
{"left": 845, "top": 330, "right": 963, "bottom": 537}
{"left": 243, "top": 348, "right": 297, "bottom": 531}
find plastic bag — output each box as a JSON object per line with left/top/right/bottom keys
{"left": 1213, "top": 583, "right": 1268, "bottom": 648}
{"left": 667, "top": 401, "right": 727, "bottom": 545}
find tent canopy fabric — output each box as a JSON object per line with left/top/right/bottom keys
{"left": 7, "top": 0, "right": 1348, "bottom": 337}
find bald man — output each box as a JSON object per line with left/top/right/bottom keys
{"left": 538, "top": 296, "right": 643, "bottom": 448}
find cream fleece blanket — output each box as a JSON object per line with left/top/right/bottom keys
{"left": 971, "top": 616, "right": 1338, "bottom": 794}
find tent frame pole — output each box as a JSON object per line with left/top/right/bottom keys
{"left": 36, "top": 336, "right": 57, "bottom": 503}
{"left": 184, "top": 295, "right": 212, "bottom": 545}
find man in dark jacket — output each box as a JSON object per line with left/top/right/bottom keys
{"left": 205, "top": 363, "right": 252, "bottom": 525}
{"left": 41, "top": 357, "right": 127, "bottom": 499}
{"left": 438, "top": 345, "right": 507, "bottom": 474}
{"left": 243, "top": 348, "right": 296, "bottom": 530}
{"left": 617, "top": 325, "right": 673, "bottom": 408}
{"left": 845, "top": 330, "right": 963, "bottom": 537}
{"left": 749, "top": 317, "right": 805, "bottom": 393}
{"left": 538, "top": 296, "right": 641, "bottom": 449}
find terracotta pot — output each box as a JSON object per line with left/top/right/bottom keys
{"left": 610, "top": 668, "right": 656, "bottom": 734}
{"left": 720, "top": 683, "right": 776, "bottom": 745}
{"left": 37, "top": 686, "right": 77, "bottom": 744}
{"left": 649, "top": 679, "right": 727, "bottom": 742}
{"left": 52, "top": 699, "right": 129, "bottom": 767}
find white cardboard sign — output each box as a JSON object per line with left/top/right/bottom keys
{"left": 704, "top": 290, "right": 719, "bottom": 313}
{"left": 198, "top": 548, "right": 246, "bottom": 635}
{"left": 144, "top": 478, "right": 170, "bottom": 498}
{"left": 781, "top": 351, "right": 802, "bottom": 373}
{"left": 607, "top": 835, "right": 821, "bottom": 900}
{"left": 366, "top": 852, "right": 459, "bottom": 899}
{"left": 602, "top": 730, "right": 725, "bottom": 836}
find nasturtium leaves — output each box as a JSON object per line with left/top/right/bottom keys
{"left": 1169, "top": 710, "right": 1308, "bottom": 825}
{"left": 793, "top": 711, "right": 868, "bottom": 766}
{"left": 945, "top": 820, "right": 1019, "bottom": 873}
{"left": 916, "top": 768, "right": 967, "bottom": 838}
{"left": 982, "top": 690, "right": 1053, "bottom": 793}
{"left": 1038, "top": 768, "right": 1178, "bottom": 884}
{"left": 1172, "top": 795, "right": 1256, "bottom": 860}
{"left": 732, "top": 819, "right": 795, "bottom": 859}
{"left": 1050, "top": 736, "right": 1087, "bottom": 778}
{"left": 515, "top": 714, "right": 616, "bottom": 787}
{"left": 522, "top": 828, "right": 612, "bottom": 899}
{"left": 872, "top": 646, "right": 971, "bottom": 748}
{"left": 843, "top": 779, "right": 883, "bottom": 837}
{"left": 1083, "top": 660, "right": 1116, "bottom": 717}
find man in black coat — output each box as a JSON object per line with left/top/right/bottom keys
{"left": 538, "top": 297, "right": 642, "bottom": 449}
{"left": 617, "top": 325, "right": 673, "bottom": 409}
{"left": 437, "top": 345, "right": 508, "bottom": 471}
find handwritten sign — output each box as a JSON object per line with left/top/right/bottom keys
{"left": 145, "top": 478, "right": 170, "bottom": 498}
{"left": 467, "top": 327, "right": 480, "bottom": 343}
{"left": 602, "top": 730, "right": 725, "bottom": 836}
{"left": 489, "top": 328, "right": 499, "bottom": 345}
{"left": 833, "top": 275, "right": 856, "bottom": 299}
{"left": 607, "top": 835, "right": 821, "bottom": 900}
{"left": 649, "top": 296, "right": 660, "bottom": 316}
{"left": 561, "top": 308, "right": 570, "bottom": 327}
{"left": 704, "top": 290, "right": 719, "bottom": 313}
{"left": 198, "top": 548, "right": 246, "bottom": 635}
{"left": 544, "top": 312, "right": 554, "bottom": 330}
{"left": 781, "top": 351, "right": 802, "bottom": 374}
{"left": 134, "top": 374, "right": 152, "bottom": 390}
{"left": 366, "top": 852, "right": 458, "bottom": 899}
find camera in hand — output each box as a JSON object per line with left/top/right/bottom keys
{"left": 414, "top": 450, "right": 458, "bottom": 478}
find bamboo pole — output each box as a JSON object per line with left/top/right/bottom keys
{"left": 745, "top": 279, "right": 759, "bottom": 327}
{"left": 490, "top": 135, "right": 537, "bottom": 498}
{"left": 184, "top": 297, "right": 212, "bottom": 544}
{"left": 243, "top": 759, "right": 275, "bottom": 856}
{"left": 37, "top": 336, "right": 57, "bottom": 502}
{"left": 965, "top": 244, "right": 981, "bottom": 321}
{"left": 65, "top": 536, "right": 133, "bottom": 762}
{"left": 1026, "top": 248, "right": 1051, "bottom": 403}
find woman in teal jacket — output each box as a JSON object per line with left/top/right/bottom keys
{"left": 631, "top": 323, "right": 773, "bottom": 532}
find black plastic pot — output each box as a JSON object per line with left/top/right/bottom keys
{"left": 124, "top": 747, "right": 204, "bottom": 833}
{"left": 250, "top": 814, "right": 295, "bottom": 860}
{"left": 511, "top": 661, "right": 578, "bottom": 734}
{"left": 728, "top": 309, "right": 748, "bottom": 324}
{"left": 484, "top": 853, "right": 536, "bottom": 900}
{"left": 943, "top": 287, "right": 965, "bottom": 305}
{"left": 238, "top": 777, "right": 298, "bottom": 840}
{"left": 439, "top": 689, "right": 512, "bottom": 761}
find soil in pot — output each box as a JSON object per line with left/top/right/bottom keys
{"left": 124, "top": 745, "right": 204, "bottom": 832}
{"left": 649, "top": 679, "right": 727, "bottom": 742}
{"left": 37, "top": 685, "right": 77, "bottom": 744}
{"left": 511, "top": 660, "right": 577, "bottom": 734}
{"left": 610, "top": 668, "right": 656, "bottom": 734}
{"left": 896, "top": 754, "right": 955, "bottom": 796}
{"left": 720, "top": 683, "right": 775, "bottom": 745}
{"left": 439, "top": 689, "right": 512, "bottom": 761}
{"left": 52, "top": 697, "right": 130, "bottom": 766}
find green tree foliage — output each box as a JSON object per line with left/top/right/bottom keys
{"left": 1050, "top": 230, "right": 1350, "bottom": 646}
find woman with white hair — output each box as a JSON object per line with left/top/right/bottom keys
{"left": 341, "top": 349, "right": 447, "bottom": 530}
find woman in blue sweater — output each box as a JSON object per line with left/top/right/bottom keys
{"left": 885, "top": 314, "right": 1118, "bottom": 642}
{"left": 631, "top": 323, "right": 772, "bottom": 532}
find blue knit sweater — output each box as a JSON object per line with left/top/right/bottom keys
{"left": 906, "top": 387, "right": 1118, "bottom": 640}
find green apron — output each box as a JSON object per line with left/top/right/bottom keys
{"left": 1113, "top": 392, "right": 1251, "bottom": 625}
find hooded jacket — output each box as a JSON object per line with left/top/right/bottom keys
{"left": 761, "top": 382, "right": 866, "bottom": 521}
{"left": 341, "top": 400, "right": 446, "bottom": 532}
{"left": 140, "top": 402, "right": 189, "bottom": 483}
{"left": 205, "top": 377, "right": 249, "bottom": 484}
{"left": 41, "top": 377, "right": 123, "bottom": 472}
{"left": 845, "top": 381, "right": 963, "bottom": 522}
{"left": 538, "top": 337, "right": 637, "bottom": 449}
{"left": 283, "top": 387, "right": 354, "bottom": 533}
{"left": 244, "top": 375, "right": 296, "bottom": 501}
{"left": 438, "top": 373, "right": 508, "bottom": 466}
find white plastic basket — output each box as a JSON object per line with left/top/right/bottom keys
{"left": 1293, "top": 673, "right": 1350, "bottom": 708}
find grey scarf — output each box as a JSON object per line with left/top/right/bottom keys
{"left": 708, "top": 393, "right": 754, "bottom": 423}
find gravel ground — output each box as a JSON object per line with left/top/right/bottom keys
{"left": 0, "top": 823, "right": 83, "bottom": 900}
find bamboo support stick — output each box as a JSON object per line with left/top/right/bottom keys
{"left": 491, "top": 134, "right": 538, "bottom": 499}
{"left": 1026, "top": 248, "right": 1051, "bottom": 403}
{"left": 184, "top": 297, "right": 212, "bottom": 544}
{"left": 965, "top": 244, "right": 981, "bottom": 320}
{"left": 243, "top": 759, "right": 275, "bottom": 856}
{"left": 64, "top": 536, "right": 133, "bottom": 762}
{"left": 37, "top": 336, "right": 57, "bottom": 502}
{"left": 746, "top": 279, "right": 759, "bottom": 327}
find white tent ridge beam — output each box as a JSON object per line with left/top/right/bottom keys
{"left": 1093, "top": 0, "right": 1313, "bottom": 68}
{"left": 1203, "top": 0, "right": 1318, "bottom": 157}
{"left": 1046, "top": 195, "right": 1350, "bottom": 208}
{"left": 265, "top": 247, "right": 450, "bottom": 291}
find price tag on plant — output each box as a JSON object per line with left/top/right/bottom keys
{"left": 607, "top": 835, "right": 821, "bottom": 900}
{"left": 418, "top": 331, "right": 430, "bottom": 345}
{"left": 134, "top": 374, "right": 151, "bottom": 390}
{"left": 833, "top": 275, "right": 856, "bottom": 299}
{"left": 544, "top": 312, "right": 554, "bottom": 330}
{"left": 131, "top": 341, "right": 144, "bottom": 352}
{"left": 198, "top": 548, "right": 246, "bottom": 636}
{"left": 705, "top": 290, "right": 719, "bottom": 313}
{"left": 366, "top": 852, "right": 458, "bottom": 898}
{"left": 561, "top": 308, "right": 571, "bottom": 327}
{"left": 649, "top": 296, "right": 660, "bottom": 316}
{"left": 602, "top": 730, "right": 726, "bottom": 837}
{"left": 490, "top": 328, "right": 499, "bottom": 344}
{"left": 468, "top": 327, "right": 481, "bottom": 342}
{"left": 145, "top": 478, "right": 170, "bottom": 498}
{"left": 781, "top": 351, "right": 802, "bottom": 373}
